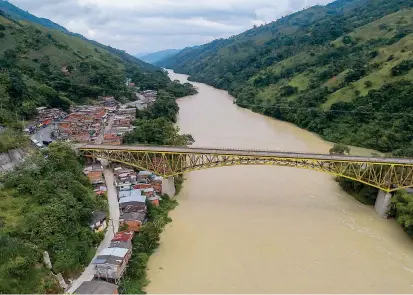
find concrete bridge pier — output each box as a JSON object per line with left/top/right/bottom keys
{"left": 162, "top": 176, "right": 176, "bottom": 197}
{"left": 374, "top": 190, "right": 393, "bottom": 218}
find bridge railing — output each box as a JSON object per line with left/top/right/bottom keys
{"left": 77, "top": 143, "right": 413, "bottom": 164}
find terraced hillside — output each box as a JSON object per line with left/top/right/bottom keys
{"left": 159, "top": 0, "right": 413, "bottom": 155}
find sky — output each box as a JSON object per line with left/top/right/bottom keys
{"left": 10, "top": 0, "right": 333, "bottom": 55}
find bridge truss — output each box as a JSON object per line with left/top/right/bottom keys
{"left": 78, "top": 145, "right": 413, "bottom": 193}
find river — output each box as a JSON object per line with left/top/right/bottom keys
{"left": 146, "top": 70, "right": 413, "bottom": 293}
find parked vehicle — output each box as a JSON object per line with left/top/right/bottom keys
{"left": 42, "top": 140, "right": 53, "bottom": 146}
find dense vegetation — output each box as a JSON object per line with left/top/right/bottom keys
{"left": 159, "top": 0, "right": 413, "bottom": 156}
{"left": 123, "top": 83, "right": 196, "bottom": 146}
{"left": 0, "top": 6, "right": 170, "bottom": 150}
{"left": 0, "top": 143, "right": 105, "bottom": 293}
{"left": 391, "top": 190, "right": 413, "bottom": 238}
{"left": 0, "top": 2, "right": 197, "bottom": 293}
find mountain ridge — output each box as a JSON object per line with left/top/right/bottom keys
{"left": 0, "top": 0, "right": 156, "bottom": 71}
{"left": 158, "top": 0, "right": 413, "bottom": 155}
{"left": 139, "top": 49, "right": 181, "bottom": 64}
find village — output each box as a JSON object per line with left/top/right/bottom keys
{"left": 27, "top": 87, "right": 158, "bottom": 148}
{"left": 72, "top": 160, "right": 165, "bottom": 294}
{"left": 23, "top": 87, "right": 163, "bottom": 294}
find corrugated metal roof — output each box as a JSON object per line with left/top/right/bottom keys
{"left": 95, "top": 247, "right": 128, "bottom": 260}
{"left": 120, "top": 211, "right": 146, "bottom": 222}
{"left": 119, "top": 195, "right": 146, "bottom": 204}
{"left": 119, "top": 189, "right": 142, "bottom": 199}
{"left": 138, "top": 171, "right": 152, "bottom": 176}
{"left": 74, "top": 280, "right": 118, "bottom": 294}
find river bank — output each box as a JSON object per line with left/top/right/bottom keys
{"left": 144, "top": 70, "right": 413, "bottom": 293}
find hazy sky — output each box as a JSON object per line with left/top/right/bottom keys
{"left": 10, "top": 0, "right": 333, "bottom": 55}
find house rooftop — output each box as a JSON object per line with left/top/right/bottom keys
{"left": 92, "top": 247, "right": 129, "bottom": 265}
{"left": 112, "top": 231, "right": 134, "bottom": 242}
{"left": 109, "top": 240, "right": 132, "bottom": 249}
{"left": 119, "top": 195, "right": 146, "bottom": 204}
{"left": 138, "top": 170, "right": 152, "bottom": 176}
{"left": 73, "top": 280, "right": 118, "bottom": 294}
{"left": 119, "top": 189, "right": 142, "bottom": 199}
{"left": 120, "top": 211, "right": 146, "bottom": 222}
{"left": 91, "top": 211, "right": 106, "bottom": 224}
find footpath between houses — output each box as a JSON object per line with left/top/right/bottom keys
{"left": 66, "top": 163, "right": 120, "bottom": 293}
{"left": 66, "top": 158, "right": 174, "bottom": 294}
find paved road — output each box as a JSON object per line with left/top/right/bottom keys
{"left": 66, "top": 164, "right": 119, "bottom": 293}
{"left": 31, "top": 125, "right": 53, "bottom": 143}
{"left": 77, "top": 144, "right": 413, "bottom": 165}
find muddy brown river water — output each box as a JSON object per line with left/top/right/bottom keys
{"left": 145, "top": 70, "right": 413, "bottom": 293}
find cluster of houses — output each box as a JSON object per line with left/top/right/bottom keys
{"left": 83, "top": 164, "right": 107, "bottom": 197}
{"left": 103, "top": 107, "right": 136, "bottom": 146}
{"left": 25, "top": 107, "right": 67, "bottom": 134}
{"left": 56, "top": 106, "right": 107, "bottom": 143}
{"left": 74, "top": 163, "right": 165, "bottom": 294}
{"left": 52, "top": 97, "right": 139, "bottom": 145}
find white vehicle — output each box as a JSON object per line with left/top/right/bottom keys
{"left": 36, "top": 143, "right": 44, "bottom": 148}
{"left": 31, "top": 139, "right": 39, "bottom": 144}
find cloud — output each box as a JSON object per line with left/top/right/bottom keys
{"left": 9, "top": 0, "right": 333, "bottom": 54}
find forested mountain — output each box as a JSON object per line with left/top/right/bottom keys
{"left": 159, "top": 0, "right": 413, "bottom": 155}
{"left": 139, "top": 49, "right": 181, "bottom": 64}
{"left": 0, "top": 0, "right": 69, "bottom": 32}
{"left": 0, "top": 3, "right": 198, "bottom": 293}
{"left": 0, "top": 5, "right": 174, "bottom": 151}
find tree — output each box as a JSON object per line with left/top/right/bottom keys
{"left": 329, "top": 143, "right": 351, "bottom": 155}
{"left": 343, "top": 35, "right": 353, "bottom": 44}
{"left": 364, "top": 80, "right": 373, "bottom": 88}
{"left": 66, "top": 65, "right": 74, "bottom": 73}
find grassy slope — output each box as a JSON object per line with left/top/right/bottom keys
{"left": 1, "top": 15, "right": 133, "bottom": 82}
{"left": 158, "top": 0, "right": 413, "bottom": 154}
{"left": 252, "top": 8, "right": 413, "bottom": 108}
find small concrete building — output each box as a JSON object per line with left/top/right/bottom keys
{"left": 73, "top": 280, "right": 118, "bottom": 294}
{"left": 90, "top": 211, "right": 107, "bottom": 232}
{"left": 142, "top": 187, "right": 155, "bottom": 197}
{"left": 119, "top": 212, "right": 147, "bottom": 232}
{"left": 92, "top": 247, "right": 131, "bottom": 282}
{"left": 148, "top": 195, "right": 160, "bottom": 207}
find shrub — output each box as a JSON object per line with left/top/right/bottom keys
{"left": 391, "top": 60, "right": 413, "bottom": 76}
{"left": 364, "top": 80, "right": 373, "bottom": 88}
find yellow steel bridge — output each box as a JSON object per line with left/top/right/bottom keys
{"left": 77, "top": 144, "right": 413, "bottom": 193}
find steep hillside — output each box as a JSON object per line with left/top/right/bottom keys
{"left": 0, "top": 7, "right": 173, "bottom": 147}
{"left": 0, "top": 1, "right": 157, "bottom": 71}
{"left": 0, "top": 0, "right": 69, "bottom": 32}
{"left": 159, "top": 0, "right": 413, "bottom": 155}
{"left": 139, "top": 49, "right": 181, "bottom": 64}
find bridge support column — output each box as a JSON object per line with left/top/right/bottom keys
{"left": 374, "top": 190, "right": 393, "bottom": 218}
{"left": 162, "top": 176, "right": 176, "bottom": 197}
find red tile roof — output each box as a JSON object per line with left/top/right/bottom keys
{"left": 111, "top": 231, "right": 134, "bottom": 242}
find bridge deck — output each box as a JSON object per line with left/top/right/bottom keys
{"left": 77, "top": 144, "right": 413, "bottom": 165}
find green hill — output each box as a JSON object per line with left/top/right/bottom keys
{"left": 159, "top": 0, "right": 413, "bottom": 155}
{"left": 139, "top": 49, "right": 181, "bottom": 64}
{"left": 0, "top": 6, "right": 174, "bottom": 150}
{"left": 0, "top": 0, "right": 69, "bottom": 33}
